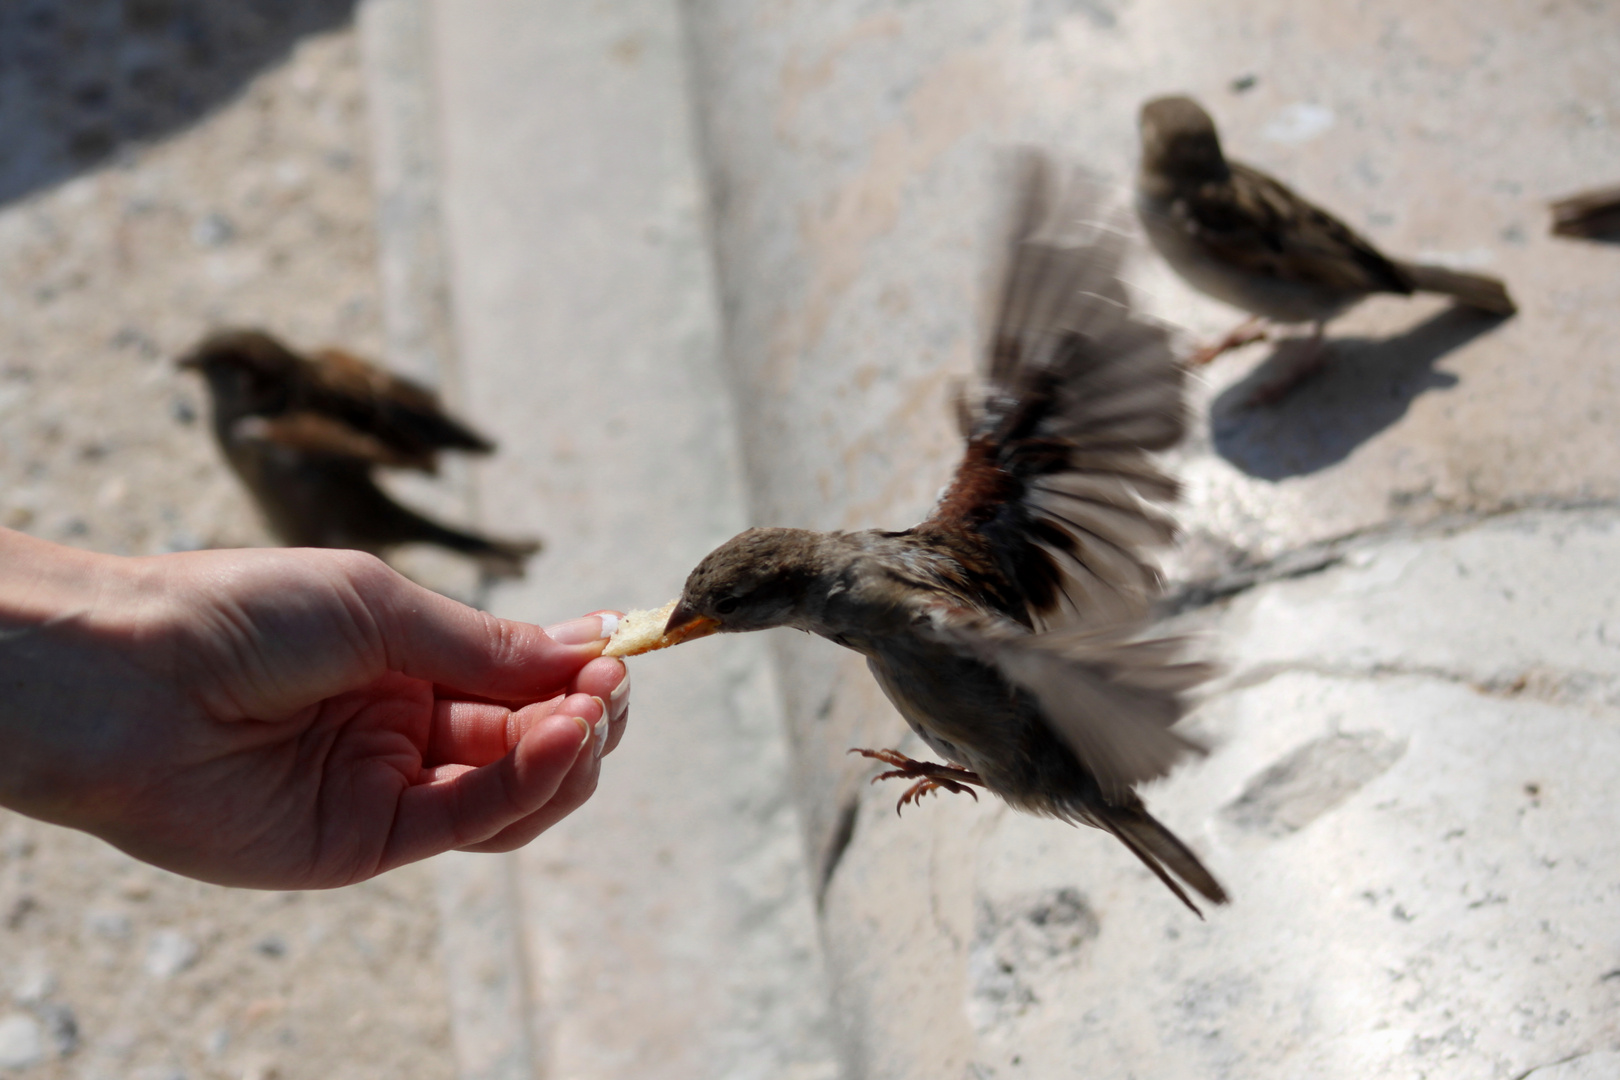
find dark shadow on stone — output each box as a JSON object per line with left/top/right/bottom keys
{"left": 1211, "top": 306, "right": 1506, "bottom": 480}
{"left": 0, "top": 0, "right": 359, "bottom": 207}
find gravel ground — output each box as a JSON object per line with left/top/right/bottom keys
{"left": 1, "top": 8, "right": 455, "bottom": 1079}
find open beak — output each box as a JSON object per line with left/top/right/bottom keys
{"left": 663, "top": 602, "right": 721, "bottom": 645}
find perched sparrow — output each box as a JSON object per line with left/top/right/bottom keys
{"left": 179, "top": 329, "right": 539, "bottom": 577}
{"left": 1549, "top": 183, "right": 1620, "bottom": 241}
{"left": 1136, "top": 95, "right": 1516, "bottom": 399}
{"left": 660, "top": 159, "right": 1226, "bottom": 914}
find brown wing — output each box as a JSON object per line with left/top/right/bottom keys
{"left": 1177, "top": 162, "right": 1412, "bottom": 295}
{"left": 228, "top": 412, "right": 432, "bottom": 469}
{"left": 917, "top": 153, "right": 1185, "bottom": 632}
{"left": 300, "top": 348, "right": 496, "bottom": 463}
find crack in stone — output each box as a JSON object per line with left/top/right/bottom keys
{"left": 815, "top": 794, "right": 860, "bottom": 910}
{"left": 1202, "top": 659, "right": 1620, "bottom": 710}
{"left": 1512, "top": 1049, "right": 1599, "bottom": 1080}
{"left": 1163, "top": 498, "right": 1620, "bottom": 615}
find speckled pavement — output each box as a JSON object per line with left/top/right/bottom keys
{"left": 0, "top": 6, "right": 456, "bottom": 1079}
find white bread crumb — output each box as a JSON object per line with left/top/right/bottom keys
{"left": 602, "top": 600, "right": 680, "bottom": 657}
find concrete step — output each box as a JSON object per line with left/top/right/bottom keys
{"left": 359, "top": 2, "right": 839, "bottom": 1078}
{"left": 679, "top": 1, "right": 1620, "bottom": 1077}
{"left": 362, "top": 0, "right": 1620, "bottom": 1077}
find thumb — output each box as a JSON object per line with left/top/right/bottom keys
{"left": 356, "top": 560, "right": 612, "bottom": 699}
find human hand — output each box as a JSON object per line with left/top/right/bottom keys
{"left": 0, "top": 530, "right": 630, "bottom": 888}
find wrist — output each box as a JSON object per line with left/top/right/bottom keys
{"left": 0, "top": 529, "right": 145, "bottom": 824}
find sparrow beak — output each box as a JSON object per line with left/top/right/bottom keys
{"left": 663, "top": 602, "right": 721, "bottom": 644}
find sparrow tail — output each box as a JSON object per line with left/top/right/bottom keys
{"left": 1097, "top": 804, "right": 1228, "bottom": 918}
{"left": 1392, "top": 260, "right": 1516, "bottom": 316}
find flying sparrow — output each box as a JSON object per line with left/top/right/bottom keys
{"left": 179, "top": 329, "right": 539, "bottom": 577}
{"left": 656, "top": 158, "right": 1226, "bottom": 914}
{"left": 1136, "top": 95, "right": 1516, "bottom": 401}
{"left": 1549, "top": 183, "right": 1620, "bottom": 241}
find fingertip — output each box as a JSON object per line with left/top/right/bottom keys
{"left": 571, "top": 656, "right": 626, "bottom": 709}
{"left": 455, "top": 701, "right": 609, "bottom": 854}
{"left": 510, "top": 700, "right": 593, "bottom": 773}
{"left": 607, "top": 661, "right": 629, "bottom": 716}
{"left": 545, "top": 613, "right": 616, "bottom": 646}
{"left": 589, "top": 697, "right": 609, "bottom": 758}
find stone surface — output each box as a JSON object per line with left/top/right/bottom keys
{"left": 0, "top": 8, "right": 457, "bottom": 1080}
{"left": 960, "top": 510, "right": 1620, "bottom": 1079}
{"left": 678, "top": 0, "right": 1620, "bottom": 1076}
{"left": 0, "top": 1013, "right": 45, "bottom": 1070}
{"left": 1527, "top": 1052, "right": 1620, "bottom": 1080}
{"left": 357, "top": 5, "right": 535, "bottom": 1077}
{"left": 0, "top": 811, "right": 453, "bottom": 1080}
{"left": 426, "top": 2, "right": 839, "bottom": 1078}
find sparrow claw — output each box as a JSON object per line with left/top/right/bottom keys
{"left": 1242, "top": 330, "right": 1330, "bottom": 407}
{"left": 896, "top": 780, "right": 935, "bottom": 815}
{"left": 1186, "top": 316, "right": 1269, "bottom": 367}
{"left": 849, "top": 747, "right": 912, "bottom": 769}
{"left": 850, "top": 747, "right": 985, "bottom": 815}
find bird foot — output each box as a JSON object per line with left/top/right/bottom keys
{"left": 1187, "top": 316, "right": 1269, "bottom": 366}
{"left": 848, "top": 748, "right": 984, "bottom": 816}
{"left": 1243, "top": 335, "right": 1331, "bottom": 407}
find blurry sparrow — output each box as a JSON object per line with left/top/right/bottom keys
{"left": 1137, "top": 95, "right": 1515, "bottom": 400}
{"left": 661, "top": 158, "right": 1225, "bottom": 914}
{"left": 180, "top": 329, "right": 539, "bottom": 577}
{"left": 1549, "top": 183, "right": 1620, "bottom": 241}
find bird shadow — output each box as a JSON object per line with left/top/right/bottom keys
{"left": 1210, "top": 306, "right": 1507, "bottom": 481}
{"left": 0, "top": 0, "right": 358, "bottom": 208}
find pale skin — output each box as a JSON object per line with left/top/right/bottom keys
{"left": 0, "top": 527, "right": 629, "bottom": 889}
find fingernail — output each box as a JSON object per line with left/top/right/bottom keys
{"left": 549, "top": 616, "right": 611, "bottom": 645}
{"left": 609, "top": 671, "right": 630, "bottom": 720}
{"left": 591, "top": 697, "right": 610, "bottom": 758}
{"left": 574, "top": 715, "right": 593, "bottom": 751}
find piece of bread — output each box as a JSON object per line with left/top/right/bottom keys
{"left": 602, "top": 600, "right": 681, "bottom": 657}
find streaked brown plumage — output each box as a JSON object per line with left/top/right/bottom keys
{"left": 180, "top": 329, "right": 538, "bottom": 577}
{"left": 1137, "top": 95, "right": 1515, "bottom": 397}
{"left": 663, "top": 157, "right": 1226, "bottom": 914}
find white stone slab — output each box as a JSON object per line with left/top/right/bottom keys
{"left": 426, "top": 2, "right": 838, "bottom": 1077}
{"left": 679, "top": 1, "right": 1620, "bottom": 1073}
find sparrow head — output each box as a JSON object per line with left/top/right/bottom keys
{"left": 177, "top": 328, "right": 301, "bottom": 419}
{"left": 1138, "top": 95, "right": 1229, "bottom": 187}
{"left": 666, "top": 527, "right": 845, "bottom": 638}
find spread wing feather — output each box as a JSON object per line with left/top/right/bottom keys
{"left": 924, "top": 612, "right": 1213, "bottom": 803}
{"left": 919, "top": 152, "right": 1186, "bottom": 631}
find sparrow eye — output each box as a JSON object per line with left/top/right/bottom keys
{"left": 715, "top": 596, "right": 741, "bottom": 615}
